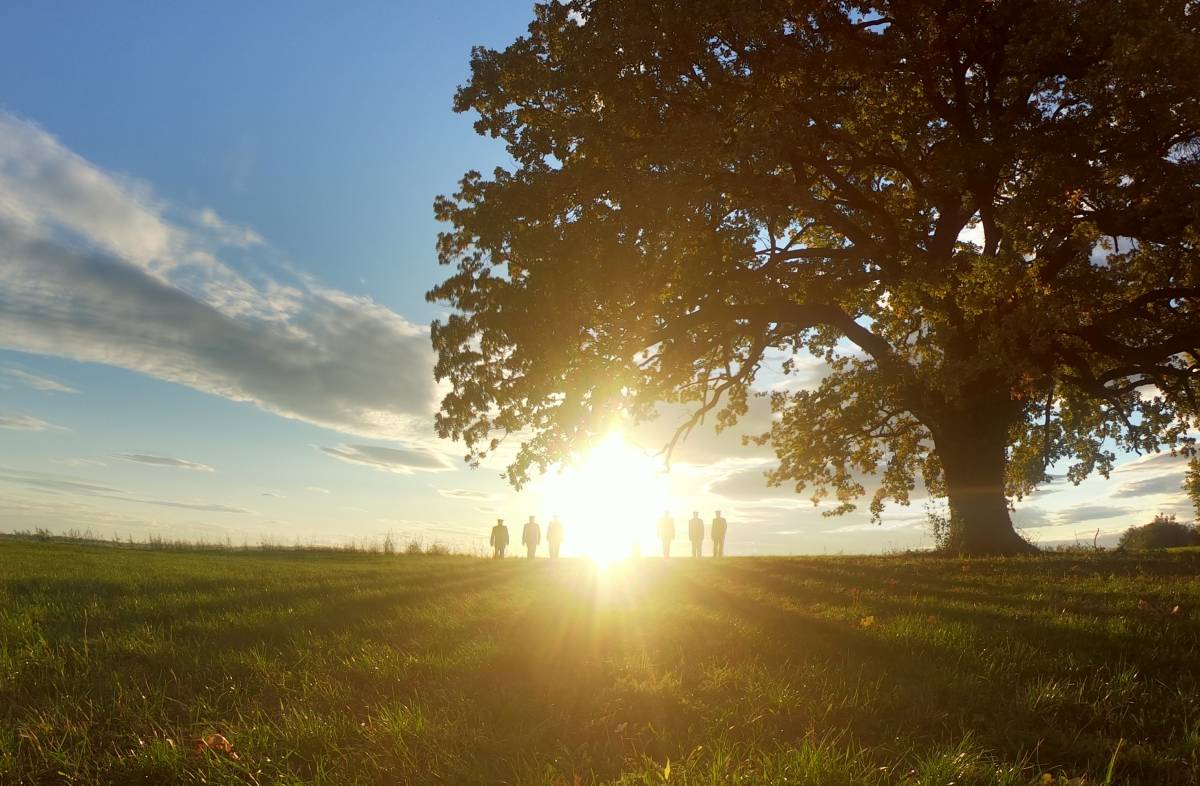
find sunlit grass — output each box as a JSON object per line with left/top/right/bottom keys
{"left": 2, "top": 540, "right": 1199, "bottom": 784}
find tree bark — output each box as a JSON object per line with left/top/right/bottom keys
{"left": 935, "top": 416, "right": 1037, "bottom": 556}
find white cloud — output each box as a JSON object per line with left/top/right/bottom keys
{"left": 0, "top": 111, "right": 438, "bottom": 440}
{"left": 320, "top": 443, "right": 454, "bottom": 474}
{"left": 1047, "top": 504, "right": 1133, "bottom": 526}
{"left": 823, "top": 518, "right": 919, "bottom": 534}
{"left": 1114, "top": 472, "right": 1187, "bottom": 498}
{"left": 707, "top": 462, "right": 795, "bottom": 500}
{"left": 114, "top": 453, "right": 215, "bottom": 472}
{"left": 197, "top": 207, "right": 263, "bottom": 248}
{"left": 1112, "top": 451, "right": 1190, "bottom": 475}
{"left": 0, "top": 413, "right": 66, "bottom": 431}
{"left": 629, "top": 396, "right": 778, "bottom": 465}
{"left": 0, "top": 465, "right": 248, "bottom": 514}
{"left": 437, "top": 488, "right": 496, "bottom": 500}
{"left": 2, "top": 368, "right": 78, "bottom": 393}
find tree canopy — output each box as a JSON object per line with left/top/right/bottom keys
{"left": 429, "top": 0, "right": 1200, "bottom": 554}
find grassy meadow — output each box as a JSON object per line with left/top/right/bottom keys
{"left": 2, "top": 540, "right": 1200, "bottom": 785}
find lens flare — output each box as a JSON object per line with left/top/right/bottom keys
{"left": 538, "top": 432, "right": 670, "bottom": 564}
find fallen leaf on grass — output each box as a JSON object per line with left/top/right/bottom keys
{"left": 1135, "top": 599, "right": 1185, "bottom": 618}
{"left": 859, "top": 615, "right": 876, "bottom": 629}
{"left": 193, "top": 733, "right": 239, "bottom": 760}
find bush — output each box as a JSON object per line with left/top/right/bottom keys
{"left": 1118, "top": 513, "right": 1200, "bottom": 550}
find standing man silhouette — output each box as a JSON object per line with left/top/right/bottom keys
{"left": 711, "top": 510, "right": 728, "bottom": 557}
{"left": 522, "top": 515, "right": 541, "bottom": 559}
{"left": 547, "top": 515, "right": 564, "bottom": 559}
{"left": 658, "top": 511, "right": 675, "bottom": 558}
{"left": 688, "top": 511, "right": 704, "bottom": 557}
{"left": 490, "top": 518, "right": 509, "bottom": 559}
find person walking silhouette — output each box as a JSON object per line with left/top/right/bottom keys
{"left": 658, "top": 511, "right": 675, "bottom": 558}
{"left": 688, "top": 511, "right": 704, "bottom": 557}
{"left": 490, "top": 518, "right": 509, "bottom": 559}
{"left": 547, "top": 515, "right": 564, "bottom": 559}
{"left": 711, "top": 510, "right": 728, "bottom": 557}
{"left": 522, "top": 515, "right": 541, "bottom": 559}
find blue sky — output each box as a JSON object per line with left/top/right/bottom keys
{"left": 0, "top": 3, "right": 1193, "bottom": 554}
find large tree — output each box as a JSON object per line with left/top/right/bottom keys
{"left": 429, "top": 0, "right": 1200, "bottom": 554}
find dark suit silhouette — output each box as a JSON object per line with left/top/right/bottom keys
{"left": 658, "top": 513, "right": 675, "bottom": 557}
{"left": 522, "top": 517, "right": 541, "bottom": 558}
{"left": 712, "top": 511, "right": 727, "bottom": 557}
{"left": 688, "top": 512, "right": 704, "bottom": 557}
{"left": 547, "top": 516, "right": 564, "bottom": 558}
{"left": 490, "top": 520, "right": 509, "bottom": 558}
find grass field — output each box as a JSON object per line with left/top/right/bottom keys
{"left": 2, "top": 540, "right": 1199, "bottom": 785}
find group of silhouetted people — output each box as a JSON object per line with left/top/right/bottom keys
{"left": 488, "top": 510, "right": 728, "bottom": 559}
{"left": 658, "top": 510, "right": 727, "bottom": 558}
{"left": 489, "top": 515, "right": 565, "bottom": 559}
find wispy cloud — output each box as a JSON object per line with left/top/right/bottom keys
{"left": 1114, "top": 472, "right": 1187, "bottom": 498}
{"left": 114, "top": 453, "right": 214, "bottom": 472}
{"left": 1113, "top": 452, "right": 1190, "bottom": 475}
{"left": 2, "top": 368, "right": 78, "bottom": 393}
{"left": 707, "top": 463, "right": 793, "bottom": 501}
{"left": 143, "top": 499, "right": 249, "bottom": 513}
{"left": 437, "top": 488, "right": 495, "bottom": 500}
{"left": 0, "top": 111, "right": 438, "bottom": 440}
{"left": 51, "top": 458, "right": 107, "bottom": 468}
{"left": 320, "top": 444, "right": 453, "bottom": 474}
{"left": 0, "top": 466, "right": 122, "bottom": 496}
{"left": 823, "top": 519, "right": 918, "bottom": 534}
{"left": 0, "top": 465, "right": 247, "bottom": 513}
{"left": 197, "top": 207, "right": 263, "bottom": 248}
{"left": 0, "top": 413, "right": 66, "bottom": 431}
{"left": 1049, "top": 504, "right": 1133, "bottom": 526}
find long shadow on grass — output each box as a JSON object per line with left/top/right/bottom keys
{"left": 684, "top": 559, "right": 1200, "bottom": 782}
{"left": 719, "top": 559, "right": 1200, "bottom": 673}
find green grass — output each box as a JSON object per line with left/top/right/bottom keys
{"left": 2, "top": 541, "right": 1199, "bottom": 784}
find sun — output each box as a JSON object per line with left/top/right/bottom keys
{"left": 537, "top": 432, "right": 670, "bottom": 564}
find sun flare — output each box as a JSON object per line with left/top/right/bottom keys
{"left": 538, "top": 432, "right": 671, "bottom": 564}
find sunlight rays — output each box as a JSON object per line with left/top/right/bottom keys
{"left": 537, "top": 432, "right": 671, "bottom": 565}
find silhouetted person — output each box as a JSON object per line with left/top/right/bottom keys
{"left": 658, "top": 511, "right": 675, "bottom": 557}
{"left": 688, "top": 511, "right": 704, "bottom": 557}
{"left": 523, "top": 515, "right": 541, "bottom": 559}
{"left": 490, "top": 518, "right": 509, "bottom": 559}
{"left": 547, "top": 515, "right": 564, "bottom": 558}
{"left": 712, "top": 510, "right": 728, "bottom": 557}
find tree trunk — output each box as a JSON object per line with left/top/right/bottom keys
{"left": 935, "top": 417, "right": 1037, "bottom": 556}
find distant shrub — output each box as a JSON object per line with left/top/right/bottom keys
{"left": 400, "top": 539, "right": 454, "bottom": 556}
{"left": 1118, "top": 513, "right": 1200, "bottom": 550}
